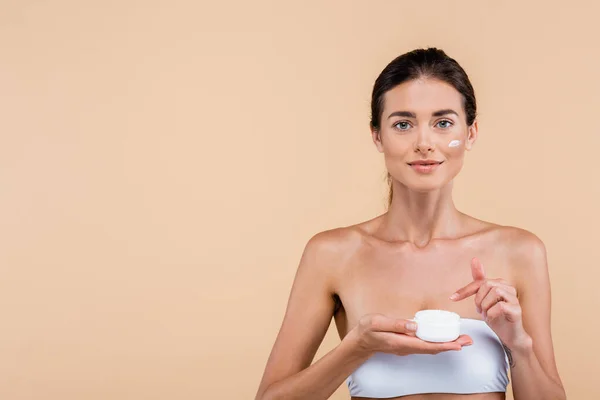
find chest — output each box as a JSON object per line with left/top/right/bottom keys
{"left": 336, "top": 241, "right": 514, "bottom": 327}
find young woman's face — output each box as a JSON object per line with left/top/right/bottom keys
{"left": 372, "top": 77, "right": 478, "bottom": 193}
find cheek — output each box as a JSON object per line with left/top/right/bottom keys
{"left": 444, "top": 134, "right": 471, "bottom": 154}
{"left": 444, "top": 151, "right": 466, "bottom": 178}
{"left": 445, "top": 146, "right": 466, "bottom": 163}
{"left": 441, "top": 139, "right": 467, "bottom": 172}
{"left": 381, "top": 133, "right": 413, "bottom": 157}
{"left": 447, "top": 139, "right": 461, "bottom": 148}
{"left": 381, "top": 141, "right": 411, "bottom": 175}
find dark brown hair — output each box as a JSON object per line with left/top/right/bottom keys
{"left": 370, "top": 48, "right": 477, "bottom": 207}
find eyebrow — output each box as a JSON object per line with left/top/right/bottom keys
{"left": 387, "top": 109, "right": 459, "bottom": 119}
{"left": 432, "top": 109, "right": 459, "bottom": 117}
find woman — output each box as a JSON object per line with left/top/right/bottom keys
{"left": 255, "top": 48, "right": 566, "bottom": 400}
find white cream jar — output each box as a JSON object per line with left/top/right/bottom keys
{"left": 413, "top": 310, "right": 461, "bottom": 343}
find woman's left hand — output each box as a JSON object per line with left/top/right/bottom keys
{"left": 450, "top": 257, "right": 532, "bottom": 350}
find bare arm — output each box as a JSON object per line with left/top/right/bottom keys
{"left": 450, "top": 229, "right": 566, "bottom": 400}
{"left": 254, "top": 231, "right": 364, "bottom": 400}
{"left": 509, "top": 232, "right": 566, "bottom": 400}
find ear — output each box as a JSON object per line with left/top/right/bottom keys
{"left": 371, "top": 127, "right": 384, "bottom": 153}
{"left": 465, "top": 120, "right": 478, "bottom": 151}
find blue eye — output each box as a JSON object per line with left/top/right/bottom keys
{"left": 394, "top": 121, "right": 411, "bottom": 131}
{"left": 436, "top": 120, "right": 453, "bottom": 129}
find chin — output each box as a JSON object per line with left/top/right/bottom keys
{"left": 402, "top": 176, "right": 452, "bottom": 193}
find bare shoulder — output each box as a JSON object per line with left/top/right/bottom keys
{"left": 467, "top": 217, "right": 546, "bottom": 261}
{"left": 488, "top": 225, "right": 550, "bottom": 291}
{"left": 292, "top": 224, "right": 368, "bottom": 303}
{"left": 303, "top": 223, "right": 366, "bottom": 267}
{"left": 494, "top": 225, "right": 547, "bottom": 265}
{"left": 462, "top": 216, "right": 548, "bottom": 272}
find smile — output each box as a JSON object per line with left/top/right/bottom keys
{"left": 407, "top": 160, "right": 444, "bottom": 173}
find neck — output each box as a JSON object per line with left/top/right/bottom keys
{"left": 378, "top": 181, "right": 462, "bottom": 247}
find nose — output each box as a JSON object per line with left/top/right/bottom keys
{"left": 414, "top": 129, "right": 435, "bottom": 154}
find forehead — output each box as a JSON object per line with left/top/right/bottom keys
{"left": 383, "top": 78, "right": 463, "bottom": 116}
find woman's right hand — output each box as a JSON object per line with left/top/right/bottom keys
{"left": 349, "top": 313, "right": 473, "bottom": 357}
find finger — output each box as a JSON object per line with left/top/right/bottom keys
{"left": 474, "top": 280, "right": 495, "bottom": 314}
{"left": 476, "top": 281, "right": 517, "bottom": 315}
{"left": 449, "top": 258, "right": 487, "bottom": 302}
{"left": 450, "top": 280, "right": 482, "bottom": 301}
{"left": 428, "top": 343, "right": 462, "bottom": 354}
{"left": 378, "top": 333, "right": 448, "bottom": 355}
{"left": 486, "top": 301, "right": 522, "bottom": 323}
{"left": 484, "top": 301, "right": 506, "bottom": 322}
{"left": 474, "top": 279, "right": 515, "bottom": 313}
{"left": 367, "top": 314, "right": 418, "bottom": 336}
{"left": 453, "top": 334, "right": 474, "bottom": 346}
{"left": 471, "top": 257, "right": 486, "bottom": 281}
{"left": 481, "top": 287, "right": 508, "bottom": 317}
{"left": 404, "top": 336, "right": 463, "bottom": 353}
{"left": 393, "top": 334, "right": 474, "bottom": 355}
{"left": 482, "top": 287, "right": 518, "bottom": 315}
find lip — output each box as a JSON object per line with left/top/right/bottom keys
{"left": 407, "top": 159, "right": 444, "bottom": 165}
{"left": 407, "top": 160, "right": 444, "bottom": 174}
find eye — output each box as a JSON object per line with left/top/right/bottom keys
{"left": 393, "top": 121, "right": 412, "bottom": 131}
{"left": 435, "top": 119, "right": 453, "bottom": 129}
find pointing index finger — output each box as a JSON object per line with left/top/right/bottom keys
{"left": 450, "top": 280, "right": 482, "bottom": 301}
{"left": 450, "top": 258, "right": 486, "bottom": 301}
{"left": 471, "top": 257, "right": 486, "bottom": 281}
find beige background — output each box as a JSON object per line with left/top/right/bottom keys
{"left": 0, "top": 1, "right": 598, "bottom": 399}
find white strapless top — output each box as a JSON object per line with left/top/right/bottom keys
{"left": 346, "top": 319, "right": 509, "bottom": 397}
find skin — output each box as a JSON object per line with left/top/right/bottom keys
{"left": 255, "top": 78, "right": 566, "bottom": 400}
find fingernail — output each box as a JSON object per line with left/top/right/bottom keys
{"left": 449, "top": 293, "right": 459, "bottom": 300}
{"left": 406, "top": 322, "right": 417, "bottom": 331}
{"left": 476, "top": 306, "right": 482, "bottom": 314}
{"left": 464, "top": 341, "right": 473, "bottom": 346}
